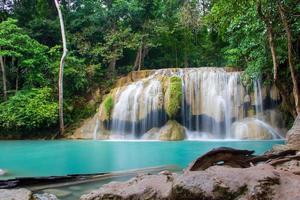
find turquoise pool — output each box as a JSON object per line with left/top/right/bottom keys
{"left": 0, "top": 140, "right": 284, "bottom": 180}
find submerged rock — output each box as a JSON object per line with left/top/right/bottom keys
{"left": 0, "top": 168, "right": 6, "bottom": 176}
{"left": 42, "top": 189, "right": 71, "bottom": 198}
{"left": 159, "top": 120, "right": 186, "bottom": 141}
{"left": 33, "top": 193, "right": 59, "bottom": 200}
{"left": 0, "top": 188, "right": 32, "bottom": 200}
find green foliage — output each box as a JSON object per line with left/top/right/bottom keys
{"left": 165, "top": 76, "right": 183, "bottom": 118}
{"left": 0, "top": 88, "right": 58, "bottom": 130}
{"left": 103, "top": 95, "right": 114, "bottom": 120}
{"left": 0, "top": 18, "right": 50, "bottom": 88}
{"left": 0, "top": 0, "right": 299, "bottom": 134}
{"left": 49, "top": 46, "right": 88, "bottom": 96}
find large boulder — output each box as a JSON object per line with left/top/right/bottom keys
{"left": 80, "top": 173, "right": 175, "bottom": 200}
{"left": 173, "top": 164, "right": 300, "bottom": 200}
{"left": 159, "top": 120, "right": 186, "bottom": 141}
{"left": 231, "top": 118, "right": 274, "bottom": 140}
{"left": 286, "top": 115, "right": 300, "bottom": 150}
{"left": 0, "top": 189, "right": 32, "bottom": 200}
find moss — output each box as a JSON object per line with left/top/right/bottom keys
{"left": 164, "top": 76, "right": 183, "bottom": 118}
{"left": 102, "top": 95, "right": 114, "bottom": 120}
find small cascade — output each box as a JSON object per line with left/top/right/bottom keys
{"left": 94, "top": 68, "right": 285, "bottom": 140}
{"left": 254, "top": 79, "right": 264, "bottom": 114}
{"left": 181, "top": 69, "right": 243, "bottom": 139}
{"left": 111, "top": 78, "right": 166, "bottom": 138}
{"left": 93, "top": 116, "right": 99, "bottom": 140}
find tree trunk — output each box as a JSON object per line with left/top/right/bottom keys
{"left": 0, "top": 54, "right": 7, "bottom": 101}
{"left": 278, "top": 3, "right": 300, "bottom": 115}
{"left": 133, "top": 38, "right": 148, "bottom": 71}
{"left": 133, "top": 47, "right": 141, "bottom": 71}
{"left": 15, "top": 67, "right": 19, "bottom": 93}
{"left": 256, "top": 1, "right": 296, "bottom": 117}
{"left": 138, "top": 45, "right": 142, "bottom": 71}
{"left": 256, "top": 1, "right": 278, "bottom": 81}
{"left": 267, "top": 27, "right": 279, "bottom": 81}
{"left": 275, "top": 81, "right": 297, "bottom": 118}
{"left": 54, "top": 0, "right": 68, "bottom": 135}
{"left": 184, "top": 52, "right": 188, "bottom": 68}
{"left": 108, "top": 57, "right": 116, "bottom": 76}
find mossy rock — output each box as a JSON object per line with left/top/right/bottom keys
{"left": 100, "top": 95, "right": 114, "bottom": 120}
{"left": 159, "top": 120, "right": 186, "bottom": 141}
{"left": 164, "top": 76, "right": 183, "bottom": 118}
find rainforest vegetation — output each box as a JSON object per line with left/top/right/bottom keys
{"left": 0, "top": 0, "right": 299, "bottom": 136}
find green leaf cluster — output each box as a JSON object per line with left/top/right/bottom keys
{"left": 0, "top": 88, "right": 58, "bottom": 130}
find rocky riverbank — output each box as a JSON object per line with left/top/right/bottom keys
{"left": 80, "top": 144, "right": 300, "bottom": 200}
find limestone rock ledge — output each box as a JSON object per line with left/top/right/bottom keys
{"left": 80, "top": 164, "right": 300, "bottom": 200}
{"left": 0, "top": 189, "right": 32, "bottom": 200}
{"left": 287, "top": 115, "right": 300, "bottom": 150}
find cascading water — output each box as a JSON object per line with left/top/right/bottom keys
{"left": 181, "top": 69, "right": 243, "bottom": 139}
{"left": 97, "top": 68, "right": 285, "bottom": 140}
{"left": 110, "top": 78, "right": 166, "bottom": 138}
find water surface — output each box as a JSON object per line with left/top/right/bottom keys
{"left": 0, "top": 140, "right": 284, "bottom": 180}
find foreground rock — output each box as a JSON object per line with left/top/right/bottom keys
{"left": 80, "top": 164, "right": 300, "bottom": 200}
{"left": 81, "top": 173, "right": 175, "bottom": 200}
{"left": 80, "top": 147, "right": 300, "bottom": 200}
{"left": 0, "top": 189, "right": 32, "bottom": 200}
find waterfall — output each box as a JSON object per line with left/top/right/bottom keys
{"left": 97, "top": 68, "right": 284, "bottom": 140}
{"left": 182, "top": 68, "right": 244, "bottom": 139}
{"left": 111, "top": 78, "right": 166, "bottom": 138}
{"left": 254, "top": 79, "right": 264, "bottom": 115}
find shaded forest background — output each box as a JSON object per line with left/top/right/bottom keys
{"left": 0, "top": 0, "right": 299, "bottom": 136}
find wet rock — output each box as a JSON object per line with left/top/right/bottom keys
{"left": 115, "top": 70, "right": 156, "bottom": 87}
{"left": 42, "top": 189, "right": 71, "bottom": 198}
{"left": 0, "top": 188, "right": 32, "bottom": 200}
{"left": 232, "top": 118, "right": 274, "bottom": 140}
{"left": 159, "top": 120, "right": 186, "bottom": 141}
{"left": 141, "top": 127, "right": 160, "bottom": 140}
{"left": 0, "top": 168, "right": 6, "bottom": 176}
{"left": 33, "top": 193, "right": 59, "bottom": 200}
{"left": 68, "top": 186, "right": 82, "bottom": 191}
{"left": 71, "top": 115, "right": 100, "bottom": 139}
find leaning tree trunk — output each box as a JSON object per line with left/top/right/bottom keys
{"left": 278, "top": 3, "right": 300, "bottom": 115}
{"left": 54, "top": 0, "right": 68, "bottom": 135}
{"left": 256, "top": 1, "right": 296, "bottom": 117}
{"left": 0, "top": 54, "right": 7, "bottom": 101}
{"left": 256, "top": 1, "right": 279, "bottom": 81}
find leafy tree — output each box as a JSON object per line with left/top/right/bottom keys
{"left": 0, "top": 18, "right": 49, "bottom": 94}
{"left": 0, "top": 87, "right": 58, "bottom": 130}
